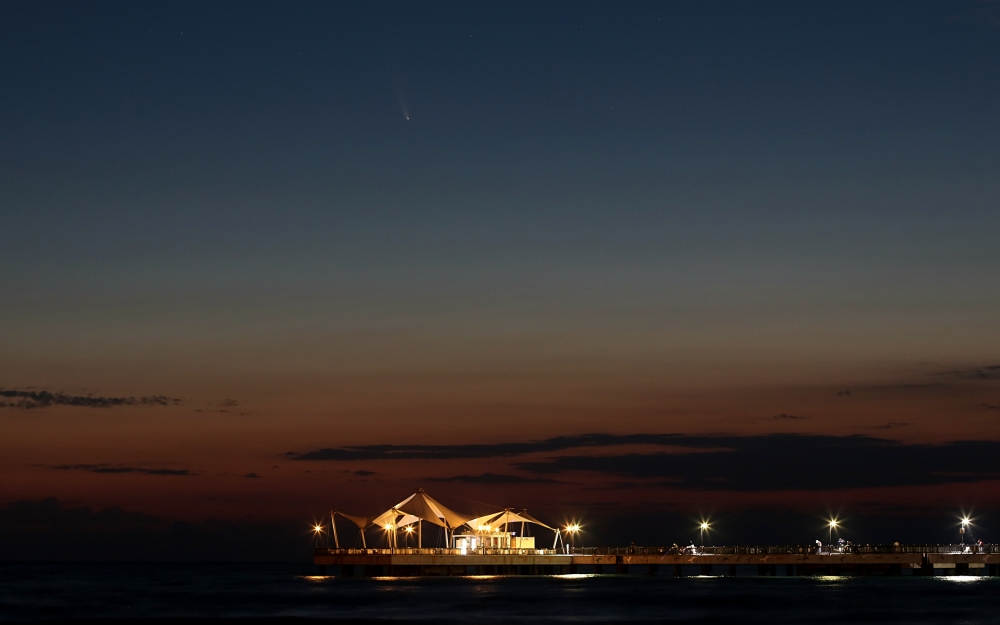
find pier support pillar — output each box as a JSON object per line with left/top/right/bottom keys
{"left": 595, "top": 564, "right": 603, "bottom": 575}
{"left": 316, "top": 565, "right": 327, "bottom": 575}
{"left": 786, "top": 564, "right": 794, "bottom": 577}
{"left": 569, "top": 564, "right": 578, "bottom": 575}
{"left": 988, "top": 564, "right": 998, "bottom": 577}
{"left": 647, "top": 564, "right": 658, "bottom": 576}
{"left": 674, "top": 564, "right": 683, "bottom": 577}
{"left": 342, "top": 565, "right": 355, "bottom": 577}
{"left": 700, "top": 564, "right": 712, "bottom": 575}
{"left": 728, "top": 564, "right": 737, "bottom": 577}
{"left": 956, "top": 563, "right": 970, "bottom": 575}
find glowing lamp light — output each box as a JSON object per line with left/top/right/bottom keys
{"left": 404, "top": 526, "right": 413, "bottom": 533}
{"left": 313, "top": 525, "right": 323, "bottom": 533}
{"left": 960, "top": 516, "right": 971, "bottom": 544}
{"left": 566, "top": 524, "right": 580, "bottom": 533}
{"left": 700, "top": 522, "right": 710, "bottom": 531}
{"left": 384, "top": 524, "right": 392, "bottom": 531}
{"left": 826, "top": 519, "right": 840, "bottom": 547}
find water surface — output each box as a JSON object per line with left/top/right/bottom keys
{"left": 1, "top": 563, "right": 997, "bottom": 623}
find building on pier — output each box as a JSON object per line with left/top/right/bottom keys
{"left": 328, "top": 488, "right": 560, "bottom": 551}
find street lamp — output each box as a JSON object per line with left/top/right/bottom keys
{"left": 828, "top": 520, "right": 838, "bottom": 546}
{"left": 383, "top": 523, "right": 395, "bottom": 551}
{"left": 699, "top": 522, "right": 710, "bottom": 548}
{"left": 565, "top": 524, "right": 581, "bottom": 552}
{"left": 961, "top": 518, "right": 970, "bottom": 545}
{"left": 312, "top": 524, "right": 324, "bottom": 548}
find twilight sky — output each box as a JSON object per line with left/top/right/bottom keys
{"left": 1, "top": 1, "right": 999, "bottom": 550}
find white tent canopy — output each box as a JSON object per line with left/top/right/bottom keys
{"left": 370, "top": 508, "right": 421, "bottom": 529}
{"left": 331, "top": 490, "right": 561, "bottom": 550}
{"left": 393, "top": 489, "right": 473, "bottom": 529}
{"left": 333, "top": 511, "right": 371, "bottom": 529}
{"left": 467, "top": 509, "right": 556, "bottom": 532}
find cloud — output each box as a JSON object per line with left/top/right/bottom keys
{"left": 773, "top": 413, "right": 808, "bottom": 420}
{"left": 977, "top": 403, "right": 1000, "bottom": 411}
{"left": 0, "top": 389, "right": 180, "bottom": 410}
{"left": 426, "top": 473, "right": 563, "bottom": 484}
{"left": 244, "top": 473, "right": 260, "bottom": 478}
{"left": 353, "top": 470, "right": 377, "bottom": 477}
{"left": 290, "top": 432, "right": 1000, "bottom": 492}
{"left": 291, "top": 433, "right": 721, "bottom": 461}
{"left": 871, "top": 422, "right": 910, "bottom": 429}
{"left": 942, "top": 365, "right": 1000, "bottom": 381}
{"left": 512, "top": 434, "right": 1000, "bottom": 491}
{"left": 837, "top": 390, "right": 852, "bottom": 396}
{"left": 53, "top": 464, "right": 193, "bottom": 476}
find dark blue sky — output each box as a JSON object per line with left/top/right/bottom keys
{"left": 1, "top": 1, "right": 999, "bottom": 529}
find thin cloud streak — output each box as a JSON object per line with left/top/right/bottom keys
{"left": 1, "top": 389, "right": 180, "bottom": 410}
{"left": 53, "top": 464, "right": 193, "bottom": 476}
{"left": 426, "top": 473, "right": 565, "bottom": 485}
{"left": 291, "top": 433, "right": 722, "bottom": 461}
{"left": 941, "top": 364, "right": 1000, "bottom": 380}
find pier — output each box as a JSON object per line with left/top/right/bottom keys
{"left": 315, "top": 491, "right": 998, "bottom": 577}
{"left": 315, "top": 544, "right": 1000, "bottom": 577}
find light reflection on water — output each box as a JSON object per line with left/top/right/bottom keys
{"left": 2, "top": 563, "right": 999, "bottom": 624}
{"left": 814, "top": 575, "right": 851, "bottom": 586}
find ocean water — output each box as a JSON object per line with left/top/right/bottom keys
{"left": 1, "top": 563, "right": 998, "bottom": 623}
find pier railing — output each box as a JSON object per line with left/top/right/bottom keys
{"left": 573, "top": 544, "right": 1000, "bottom": 556}
{"left": 316, "top": 544, "right": 997, "bottom": 557}
{"left": 315, "top": 548, "right": 563, "bottom": 556}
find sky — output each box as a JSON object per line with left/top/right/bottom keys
{"left": 1, "top": 0, "right": 1000, "bottom": 556}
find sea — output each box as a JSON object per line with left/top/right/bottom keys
{"left": 1, "top": 563, "right": 998, "bottom": 624}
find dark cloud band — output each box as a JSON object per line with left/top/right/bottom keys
{"left": 53, "top": 464, "right": 192, "bottom": 476}
{"left": 426, "top": 473, "right": 563, "bottom": 485}
{"left": 293, "top": 432, "right": 1000, "bottom": 492}
{"left": 513, "top": 435, "right": 1000, "bottom": 491}
{"left": 291, "top": 433, "right": 718, "bottom": 461}
{"left": 942, "top": 365, "right": 1000, "bottom": 380}
{"left": 1, "top": 389, "right": 180, "bottom": 409}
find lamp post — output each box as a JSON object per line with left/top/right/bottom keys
{"left": 384, "top": 523, "right": 395, "bottom": 552}
{"left": 961, "top": 518, "right": 970, "bottom": 545}
{"left": 565, "top": 524, "right": 580, "bottom": 552}
{"left": 312, "top": 524, "right": 324, "bottom": 548}
{"left": 828, "top": 520, "right": 838, "bottom": 547}
{"left": 699, "top": 522, "right": 710, "bottom": 549}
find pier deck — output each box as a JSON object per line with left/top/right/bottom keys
{"left": 314, "top": 545, "right": 1000, "bottom": 577}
